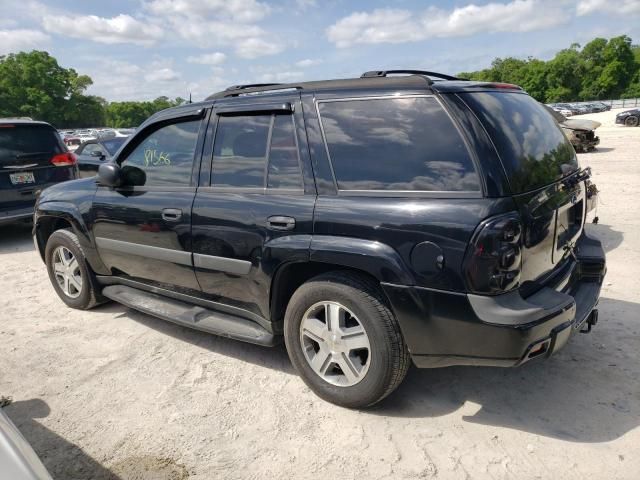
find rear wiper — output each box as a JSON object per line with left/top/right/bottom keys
{"left": 15, "top": 151, "right": 51, "bottom": 159}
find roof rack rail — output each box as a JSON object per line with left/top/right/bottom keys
{"left": 360, "top": 70, "right": 466, "bottom": 81}
{"left": 224, "top": 83, "right": 283, "bottom": 92}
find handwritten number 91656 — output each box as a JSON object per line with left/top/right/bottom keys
{"left": 144, "top": 149, "right": 171, "bottom": 166}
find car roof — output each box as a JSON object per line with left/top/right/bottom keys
{"left": 204, "top": 73, "right": 524, "bottom": 101}
{"left": 0, "top": 118, "right": 53, "bottom": 126}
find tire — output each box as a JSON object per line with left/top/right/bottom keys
{"left": 284, "top": 271, "right": 410, "bottom": 408}
{"left": 625, "top": 115, "right": 639, "bottom": 127}
{"left": 45, "top": 229, "right": 104, "bottom": 310}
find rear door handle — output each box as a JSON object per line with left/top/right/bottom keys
{"left": 162, "top": 208, "right": 183, "bottom": 221}
{"left": 267, "top": 215, "right": 296, "bottom": 231}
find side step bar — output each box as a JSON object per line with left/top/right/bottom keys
{"left": 101, "top": 285, "right": 278, "bottom": 347}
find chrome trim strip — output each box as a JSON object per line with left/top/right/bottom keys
{"left": 95, "top": 237, "right": 192, "bottom": 266}
{"left": 193, "top": 253, "right": 252, "bottom": 275}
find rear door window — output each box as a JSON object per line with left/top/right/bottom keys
{"left": 0, "top": 124, "right": 62, "bottom": 166}
{"left": 317, "top": 96, "right": 480, "bottom": 192}
{"left": 211, "top": 113, "right": 303, "bottom": 190}
{"left": 460, "top": 92, "right": 578, "bottom": 193}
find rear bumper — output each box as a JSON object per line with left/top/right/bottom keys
{"left": 0, "top": 206, "right": 34, "bottom": 225}
{"left": 383, "top": 233, "right": 606, "bottom": 368}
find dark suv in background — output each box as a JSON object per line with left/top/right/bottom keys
{"left": 1, "top": 118, "right": 77, "bottom": 225}
{"left": 32, "top": 70, "right": 605, "bottom": 408}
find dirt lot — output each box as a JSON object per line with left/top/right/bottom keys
{"left": 1, "top": 109, "right": 639, "bottom": 480}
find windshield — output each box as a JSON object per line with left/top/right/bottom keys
{"left": 102, "top": 137, "right": 127, "bottom": 156}
{"left": 0, "top": 124, "right": 62, "bottom": 165}
{"left": 462, "top": 92, "right": 578, "bottom": 193}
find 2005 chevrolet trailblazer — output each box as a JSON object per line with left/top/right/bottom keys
{"left": 33, "top": 71, "right": 606, "bottom": 408}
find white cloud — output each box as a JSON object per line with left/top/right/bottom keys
{"left": 187, "top": 52, "right": 227, "bottom": 65}
{"left": 0, "top": 29, "right": 49, "bottom": 55}
{"left": 257, "top": 71, "right": 304, "bottom": 83}
{"left": 576, "top": 0, "right": 640, "bottom": 16}
{"left": 295, "top": 58, "right": 322, "bottom": 68}
{"left": 42, "top": 14, "right": 163, "bottom": 46}
{"left": 327, "top": 1, "right": 571, "bottom": 47}
{"left": 235, "top": 37, "right": 284, "bottom": 59}
{"left": 143, "top": 0, "right": 271, "bottom": 23}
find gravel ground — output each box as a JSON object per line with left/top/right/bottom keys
{"left": 1, "top": 109, "right": 639, "bottom": 480}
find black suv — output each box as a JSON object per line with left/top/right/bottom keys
{"left": 1, "top": 119, "right": 77, "bottom": 225}
{"left": 33, "top": 71, "right": 606, "bottom": 408}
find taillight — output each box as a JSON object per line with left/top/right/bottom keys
{"left": 464, "top": 213, "right": 522, "bottom": 294}
{"left": 51, "top": 152, "right": 76, "bottom": 166}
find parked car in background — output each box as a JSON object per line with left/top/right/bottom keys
{"left": 548, "top": 104, "right": 574, "bottom": 117}
{"left": 0, "top": 407, "right": 52, "bottom": 480}
{"left": 33, "top": 71, "right": 605, "bottom": 408}
{"left": 544, "top": 105, "right": 601, "bottom": 152}
{"left": 616, "top": 108, "right": 640, "bottom": 127}
{"left": 63, "top": 136, "right": 82, "bottom": 152}
{"left": 75, "top": 137, "right": 128, "bottom": 177}
{"left": 1, "top": 119, "right": 77, "bottom": 225}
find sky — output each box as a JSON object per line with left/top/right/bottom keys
{"left": 1, "top": 0, "right": 639, "bottom": 102}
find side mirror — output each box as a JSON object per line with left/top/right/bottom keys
{"left": 90, "top": 150, "right": 105, "bottom": 159}
{"left": 98, "top": 163, "right": 121, "bottom": 187}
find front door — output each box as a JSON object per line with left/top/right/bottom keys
{"left": 191, "top": 95, "right": 316, "bottom": 320}
{"left": 91, "top": 111, "right": 206, "bottom": 292}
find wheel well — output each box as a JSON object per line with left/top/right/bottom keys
{"left": 269, "top": 262, "right": 382, "bottom": 330}
{"left": 35, "top": 216, "right": 73, "bottom": 259}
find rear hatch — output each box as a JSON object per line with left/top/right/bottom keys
{"left": 0, "top": 123, "right": 71, "bottom": 210}
{"left": 461, "top": 91, "right": 585, "bottom": 285}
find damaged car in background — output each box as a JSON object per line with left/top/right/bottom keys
{"left": 544, "top": 105, "right": 600, "bottom": 152}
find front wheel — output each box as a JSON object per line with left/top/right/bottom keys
{"left": 625, "top": 115, "right": 639, "bottom": 127}
{"left": 284, "top": 272, "right": 410, "bottom": 408}
{"left": 45, "top": 229, "right": 103, "bottom": 310}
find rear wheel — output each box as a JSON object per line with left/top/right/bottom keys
{"left": 284, "top": 272, "right": 410, "bottom": 408}
{"left": 45, "top": 229, "right": 104, "bottom": 310}
{"left": 625, "top": 115, "right": 639, "bottom": 127}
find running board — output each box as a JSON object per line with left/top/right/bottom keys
{"left": 101, "top": 285, "right": 278, "bottom": 346}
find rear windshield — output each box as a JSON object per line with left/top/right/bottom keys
{"left": 102, "top": 137, "right": 126, "bottom": 156}
{"left": 461, "top": 92, "right": 578, "bottom": 193}
{"left": 0, "top": 124, "right": 62, "bottom": 165}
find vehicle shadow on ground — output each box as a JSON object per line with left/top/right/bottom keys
{"left": 95, "top": 302, "right": 295, "bottom": 374}
{"left": 587, "top": 223, "right": 623, "bottom": 253}
{"left": 3, "top": 399, "right": 121, "bottom": 480}
{"left": 372, "top": 296, "right": 640, "bottom": 443}
{"left": 0, "top": 223, "right": 34, "bottom": 255}
{"left": 588, "top": 147, "right": 615, "bottom": 154}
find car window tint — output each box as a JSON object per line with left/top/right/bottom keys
{"left": 120, "top": 120, "right": 200, "bottom": 186}
{"left": 102, "top": 137, "right": 126, "bottom": 156}
{"left": 0, "top": 125, "right": 62, "bottom": 166}
{"left": 82, "top": 143, "right": 102, "bottom": 155}
{"left": 212, "top": 115, "right": 270, "bottom": 188}
{"left": 267, "top": 115, "right": 302, "bottom": 190}
{"left": 318, "top": 97, "right": 480, "bottom": 192}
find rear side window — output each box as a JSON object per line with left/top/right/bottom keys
{"left": 0, "top": 125, "right": 62, "bottom": 165}
{"left": 211, "top": 113, "right": 303, "bottom": 190}
{"left": 120, "top": 120, "right": 200, "bottom": 186}
{"left": 461, "top": 92, "right": 578, "bottom": 193}
{"left": 318, "top": 97, "right": 480, "bottom": 192}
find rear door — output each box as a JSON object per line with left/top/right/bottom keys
{"left": 191, "top": 94, "right": 316, "bottom": 320}
{"left": 0, "top": 123, "right": 75, "bottom": 214}
{"left": 461, "top": 91, "right": 585, "bottom": 283}
{"left": 91, "top": 109, "right": 206, "bottom": 292}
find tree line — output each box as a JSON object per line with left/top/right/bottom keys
{"left": 458, "top": 35, "right": 640, "bottom": 103}
{"left": 0, "top": 50, "right": 186, "bottom": 128}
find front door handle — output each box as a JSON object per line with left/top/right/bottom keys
{"left": 267, "top": 215, "right": 296, "bottom": 231}
{"left": 162, "top": 208, "right": 183, "bottom": 222}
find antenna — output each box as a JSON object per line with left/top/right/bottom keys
{"left": 188, "top": 92, "right": 192, "bottom": 104}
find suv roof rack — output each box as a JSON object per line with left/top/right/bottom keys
{"left": 360, "top": 70, "right": 466, "bottom": 82}
{"left": 224, "top": 83, "right": 284, "bottom": 92}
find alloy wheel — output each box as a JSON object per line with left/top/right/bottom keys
{"left": 299, "top": 301, "right": 371, "bottom": 387}
{"left": 52, "top": 246, "right": 83, "bottom": 299}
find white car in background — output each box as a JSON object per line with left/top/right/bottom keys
{"left": 0, "top": 408, "right": 52, "bottom": 479}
